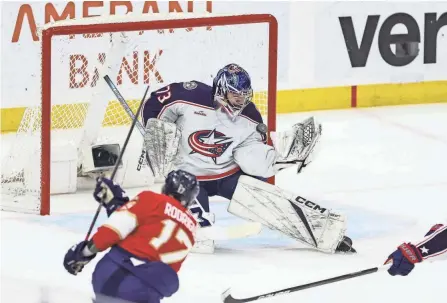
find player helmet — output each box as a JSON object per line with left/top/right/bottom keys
{"left": 212, "top": 63, "right": 253, "bottom": 120}
{"left": 162, "top": 170, "right": 200, "bottom": 208}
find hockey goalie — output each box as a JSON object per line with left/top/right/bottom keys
{"left": 140, "top": 63, "right": 355, "bottom": 254}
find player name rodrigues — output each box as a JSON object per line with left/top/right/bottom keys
{"left": 164, "top": 202, "right": 197, "bottom": 233}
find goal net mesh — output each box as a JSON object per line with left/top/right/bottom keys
{"left": 1, "top": 14, "right": 274, "bottom": 214}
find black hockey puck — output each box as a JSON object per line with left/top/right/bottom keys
{"left": 256, "top": 123, "right": 268, "bottom": 134}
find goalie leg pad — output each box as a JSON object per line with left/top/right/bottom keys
{"left": 144, "top": 118, "right": 181, "bottom": 178}
{"left": 228, "top": 175, "right": 347, "bottom": 254}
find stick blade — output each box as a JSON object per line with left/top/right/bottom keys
{"left": 197, "top": 222, "right": 262, "bottom": 241}
{"left": 224, "top": 222, "right": 262, "bottom": 240}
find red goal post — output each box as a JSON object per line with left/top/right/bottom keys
{"left": 3, "top": 14, "right": 278, "bottom": 215}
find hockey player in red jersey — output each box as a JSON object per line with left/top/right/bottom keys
{"left": 63, "top": 169, "right": 199, "bottom": 303}
{"left": 385, "top": 223, "right": 447, "bottom": 276}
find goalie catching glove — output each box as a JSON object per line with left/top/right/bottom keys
{"left": 272, "top": 116, "right": 322, "bottom": 173}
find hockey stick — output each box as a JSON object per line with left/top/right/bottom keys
{"left": 104, "top": 77, "right": 262, "bottom": 241}
{"left": 222, "top": 265, "right": 389, "bottom": 303}
{"left": 103, "top": 75, "right": 155, "bottom": 176}
{"left": 84, "top": 80, "right": 150, "bottom": 241}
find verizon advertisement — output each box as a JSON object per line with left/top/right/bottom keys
{"left": 314, "top": 1, "right": 447, "bottom": 86}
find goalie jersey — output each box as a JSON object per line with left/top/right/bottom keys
{"left": 141, "top": 81, "right": 277, "bottom": 180}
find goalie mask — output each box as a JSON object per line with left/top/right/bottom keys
{"left": 162, "top": 170, "right": 200, "bottom": 208}
{"left": 212, "top": 63, "right": 253, "bottom": 120}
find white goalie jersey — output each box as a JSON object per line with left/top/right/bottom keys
{"left": 141, "top": 81, "right": 278, "bottom": 180}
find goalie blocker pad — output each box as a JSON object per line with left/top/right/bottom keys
{"left": 143, "top": 118, "right": 181, "bottom": 178}
{"left": 228, "top": 176, "right": 347, "bottom": 254}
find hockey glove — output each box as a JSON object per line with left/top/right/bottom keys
{"left": 272, "top": 117, "right": 322, "bottom": 174}
{"left": 63, "top": 241, "right": 97, "bottom": 276}
{"left": 385, "top": 243, "right": 422, "bottom": 276}
{"left": 93, "top": 177, "right": 130, "bottom": 216}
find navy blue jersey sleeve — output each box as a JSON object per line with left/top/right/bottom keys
{"left": 140, "top": 86, "right": 171, "bottom": 125}
{"left": 141, "top": 81, "right": 213, "bottom": 126}
{"left": 240, "top": 102, "right": 263, "bottom": 124}
{"left": 416, "top": 224, "right": 447, "bottom": 260}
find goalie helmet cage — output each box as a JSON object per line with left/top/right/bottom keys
{"left": 2, "top": 13, "right": 278, "bottom": 216}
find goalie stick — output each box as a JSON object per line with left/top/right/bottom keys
{"left": 84, "top": 81, "right": 150, "bottom": 241}
{"left": 103, "top": 76, "right": 262, "bottom": 241}
{"left": 221, "top": 265, "right": 389, "bottom": 303}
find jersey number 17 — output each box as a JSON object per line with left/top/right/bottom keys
{"left": 149, "top": 219, "right": 193, "bottom": 264}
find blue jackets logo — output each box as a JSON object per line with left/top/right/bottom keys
{"left": 188, "top": 129, "right": 233, "bottom": 164}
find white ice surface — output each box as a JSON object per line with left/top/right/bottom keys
{"left": 1, "top": 103, "right": 447, "bottom": 302}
